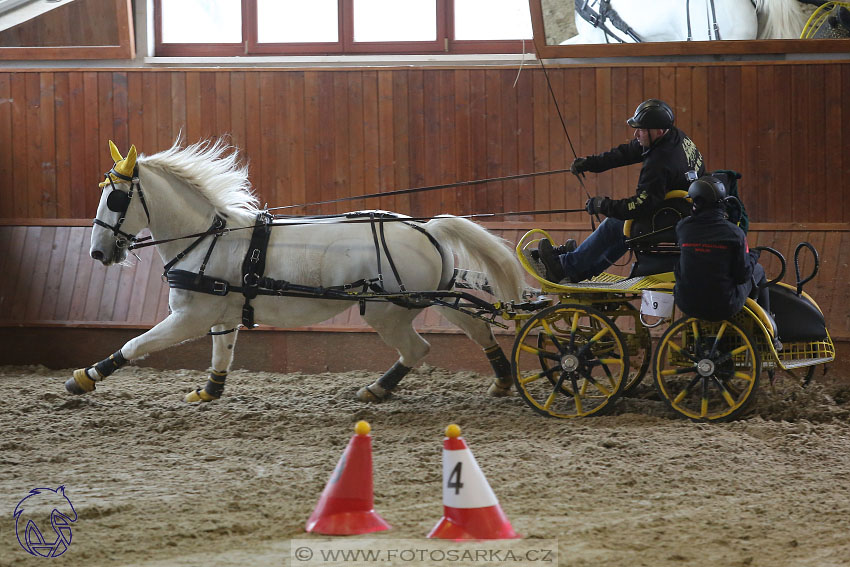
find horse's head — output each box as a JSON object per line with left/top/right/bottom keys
{"left": 14, "top": 486, "right": 78, "bottom": 557}
{"left": 90, "top": 140, "right": 150, "bottom": 265}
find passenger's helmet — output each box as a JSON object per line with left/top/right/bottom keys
{"left": 688, "top": 176, "right": 727, "bottom": 213}
{"left": 627, "top": 99, "right": 675, "bottom": 129}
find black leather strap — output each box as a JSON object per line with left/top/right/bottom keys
{"left": 240, "top": 212, "right": 273, "bottom": 327}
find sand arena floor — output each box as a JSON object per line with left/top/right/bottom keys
{"left": 1, "top": 363, "right": 850, "bottom": 567}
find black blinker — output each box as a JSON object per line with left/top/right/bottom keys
{"left": 107, "top": 189, "right": 131, "bottom": 213}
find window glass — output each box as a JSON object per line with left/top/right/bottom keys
{"left": 352, "top": 0, "right": 437, "bottom": 42}
{"left": 161, "top": 0, "right": 242, "bottom": 43}
{"left": 257, "top": 0, "right": 339, "bottom": 43}
{"left": 454, "top": 0, "right": 532, "bottom": 40}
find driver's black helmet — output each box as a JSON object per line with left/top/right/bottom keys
{"left": 688, "top": 176, "right": 727, "bottom": 213}
{"left": 627, "top": 99, "right": 675, "bottom": 129}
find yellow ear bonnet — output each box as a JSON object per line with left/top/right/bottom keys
{"left": 100, "top": 141, "right": 138, "bottom": 187}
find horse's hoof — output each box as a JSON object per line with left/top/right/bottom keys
{"left": 66, "top": 368, "right": 96, "bottom": 395}
{"left": 487, "top": 380, "right": 512, "bottom": 397}
{"left": 356, "top": 384, "right": 387, "bottom": 403}
{"left": 184, "top": 388, "right": 217, "bottom": 403}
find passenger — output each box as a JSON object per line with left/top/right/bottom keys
{"left": 537, "top": 98, "right": 705, "bottom": 283}
{"left": 674, "top": 175, "right": 778, "bottom": 348}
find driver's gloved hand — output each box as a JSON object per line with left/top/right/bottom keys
{"left": 570, "top": 158, "right": 588, "bottom": 175}
{"left": 585, "top": 196, "right": 607, "bottom": 216}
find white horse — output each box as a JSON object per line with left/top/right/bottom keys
{"left": 564, "top": 0, "right": 809, "bottom": 44}
{"left": 65, "top": 139, "right": 526, "bottom": 402}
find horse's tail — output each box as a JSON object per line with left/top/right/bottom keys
{"left": 756, "top": 0, "right": 808, "bottom": 39}
{"left": 424, "top": 215, "right": 526, "bottom": 302}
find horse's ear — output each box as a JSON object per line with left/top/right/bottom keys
{"left": 113, "top": 145, "right": 137, "bottom": 179}
{"left": 126, "top": 145, "right": 137, "bottom": 169}
{"left": 108, "top": 140, "right": 123, "bottom": 163}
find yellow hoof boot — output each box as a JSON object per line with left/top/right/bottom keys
{"left": 66, "top": 368, "right": 97, "bottom": 395}
{"left": 184, "top": 388, "right": 217, "bottom": 403}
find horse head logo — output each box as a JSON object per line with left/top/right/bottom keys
{"left": 13, "top": 486, "right": 77, "bottom": 557}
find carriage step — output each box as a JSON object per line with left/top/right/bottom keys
{"left": 778, "top": 357, "right": 834, "bottom": 369}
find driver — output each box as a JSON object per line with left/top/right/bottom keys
{"left": 538, "top": 99, "right": 705, "bottom": 283}
{"left": 674, "top": 176, "right": 778, "bottom": 348}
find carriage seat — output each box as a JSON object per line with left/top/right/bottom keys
{"left": 623, "top": 190, "right": 691, "bottom": 278}
{"left": 769, "top": 284, "right": 828, "bottom": 342}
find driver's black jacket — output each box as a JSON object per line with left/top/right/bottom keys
{"left": 581, "top": 127, "right": 704, "bottom": 220}
{"left": 673, "top": 208, "right": 759, "bottom": 321}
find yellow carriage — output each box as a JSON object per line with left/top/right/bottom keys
{"left": 507, "top": 221, "right": 835, "bottom": 422}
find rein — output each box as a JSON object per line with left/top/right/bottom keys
{"left": 125, "top": 207, "right": 588, "bottom": 252}
{"left": 268, "top": 167, "right": 571, "bottom": 212}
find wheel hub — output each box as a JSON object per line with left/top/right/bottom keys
{"left": 697, "top": 358, "right": 715, "bottom": 377}
{"left": 560, "top": 354, "right": 580, "bottom": 372}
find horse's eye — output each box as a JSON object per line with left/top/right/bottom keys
{"left": 107, "top": 190, "right": 131, "bottom": 212}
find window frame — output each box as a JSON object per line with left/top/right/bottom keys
{"left": 528, "top": 0, "right": 850, "bottom": 59}
{"left": 154, "top": 0, "right": 535, "bottom": 56}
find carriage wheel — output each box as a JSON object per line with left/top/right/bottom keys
{"left": 512, "top": 304, "right": 629, "bottom": 418}
{"left": 613, "top": 303, "right": 652, "bottom": 395}
{"left": 653, "top": 317, "right": 760, "bottom": 422}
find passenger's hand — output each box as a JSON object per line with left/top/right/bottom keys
{"left": 570, "top": 157, "right": 588, "bottom": 175}
{"left": 585, "top": 196, "right": 605, "bottom": 216}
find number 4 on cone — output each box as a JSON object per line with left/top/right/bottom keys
{"left": 427, "top": 424, "right": 519, "bottom": 540}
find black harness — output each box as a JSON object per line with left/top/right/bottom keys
{"left": 576, "top": 0, "right": 643, "bottom": 43}
{"left": 93, "top": 163, "right": 519, "bottom": 332}
{"left": 165, "top": 211, "right": 447, "bottom": 329}
{"left": 576, "top": 0, "right": 741, "bottom": 43}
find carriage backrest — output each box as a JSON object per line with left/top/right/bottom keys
{"left": 623, "top": 190, "right": 691, "bottom": 278}
{"left": 623, "top": 190, "right": 691, "bottom": 249}
{"left": 711, "top": 169, "right": 749, "bottom": 233}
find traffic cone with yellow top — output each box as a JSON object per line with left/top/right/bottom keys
{"left": 427, "top": 423, "right": 519, "bottom": 540}
{"left": 305, "top": 420, "right": 391, "bottom": 535}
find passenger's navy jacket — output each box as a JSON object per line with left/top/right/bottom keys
{"left": 582, "top": 127, "right": 705, "bottom": 220}
{"left": 673, "top": 208, "right": 759, "bottom": 321}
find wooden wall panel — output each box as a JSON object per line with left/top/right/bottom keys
{"left": 0, "top": 62, "right": 848, "bottom": 342}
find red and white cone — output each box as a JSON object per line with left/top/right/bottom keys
{"left": 427, "top": 424, "right": 519, "bottom": 540}
{"left": 305, "top": 421, "right": 391, "bottom": 535}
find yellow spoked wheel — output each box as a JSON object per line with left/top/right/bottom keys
{"left": 653, "top": 317, "right": 760, "bottom": 422}
{"left": 512, "top": 304, "right": 629, "bottom": 418}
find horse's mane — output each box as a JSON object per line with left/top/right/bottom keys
{"left": 140, "top": 138, "right": 260, "bottom": 219}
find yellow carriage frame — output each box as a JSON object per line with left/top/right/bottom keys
{"left": 800, "top": 2, "right": 850, "bottom": 38}
{"left": 505, "top": 228, "right": 835, "bottom": 422}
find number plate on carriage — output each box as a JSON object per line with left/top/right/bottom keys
{"left": 641, "top": 290, "right": 674, "bottom": 318}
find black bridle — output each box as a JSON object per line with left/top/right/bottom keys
{"left": 92, "top": 165, "right": 152, "bottom": 247}
{"left": 93, "top": 164, "right": 229, "bottom": 275}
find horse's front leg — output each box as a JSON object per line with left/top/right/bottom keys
{"left": 184, "top": 325, "right": 239, "bottom": 403}
{"left": 65, "top": 312, "right": 214, "bottom": 395}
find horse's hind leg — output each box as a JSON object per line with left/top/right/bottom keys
{"left": 356, "top": 305, "right": 430, "bottom": 402}
{"left": 434, "top": 306, "right": 513, "bottom": 397}
{"left": 185, "top": 325, "right": 240, "bottom": 403}
{"left": 66, "top": 312, "right": 214, "bottom": 395}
